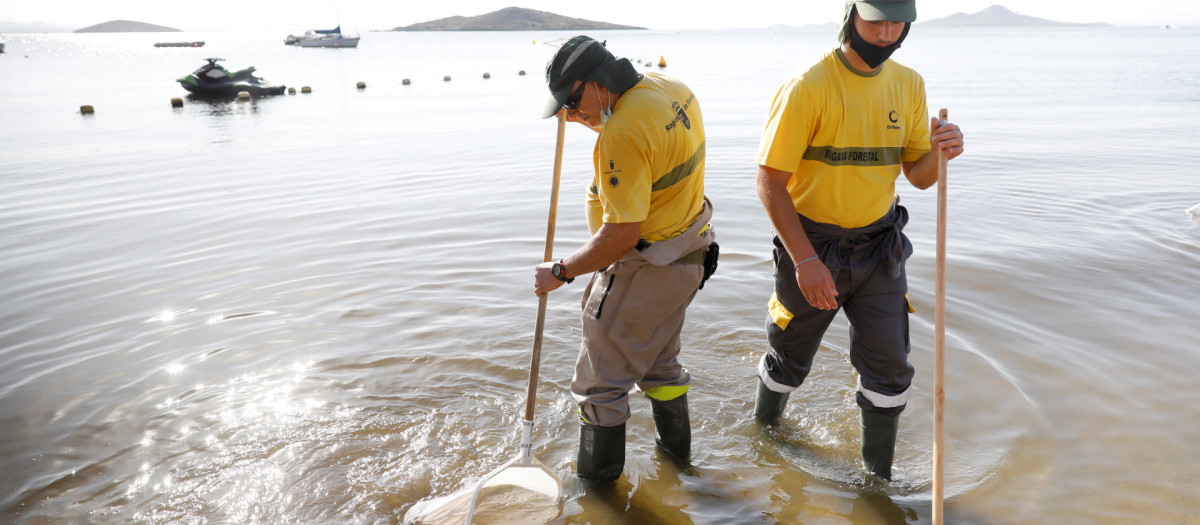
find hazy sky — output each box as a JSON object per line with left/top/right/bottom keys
{"left": 3, "top": 0, "right": 1198, "bottom": 31}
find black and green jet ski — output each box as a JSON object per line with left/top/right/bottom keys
{"left": 177, "top": 58, "right": 286, "bottom": 97}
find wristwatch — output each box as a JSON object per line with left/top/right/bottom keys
{"left": 551, "top": 260, "right": 574, "bottom": 284}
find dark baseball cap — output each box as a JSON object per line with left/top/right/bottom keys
{"left": 541, "top": 35, "right": 641, "bottom": 118}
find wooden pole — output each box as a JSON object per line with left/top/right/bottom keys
{"left": 525, "top": 112, "right": 567, "bottom": 422}
{"left": 933, "top": 108, "right": 948, "bottom": 525}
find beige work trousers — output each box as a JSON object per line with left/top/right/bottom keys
{"left": 571, "top": 256, "right": 703, "bottom": 427}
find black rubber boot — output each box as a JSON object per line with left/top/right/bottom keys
{"left": 650, "top": 393, "right": 691, "bottom": 458}
{"left": 861, "top": 408, "right": 900, "bottom": 481}
{"left": 577, "top": 422, "right": 625, "bottom": 482}
{"left": 753, "top": 378, "right": 790, "bottom": 425}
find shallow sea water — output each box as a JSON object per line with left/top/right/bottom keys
{"left": 1, "top": 27, "right": 1199, "bottom": 524}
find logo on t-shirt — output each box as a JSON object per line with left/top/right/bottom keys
{"left": 665, "top": 94, "right": 696, "bottom": 132}
{"left": 887, "top": 110, "right": 902, "bottom": 131}
{"left": 605, "top": 159, "right": 621, "bottom": 187}
{"left": 673, "top": 101, "right": 691, "bottom": 130}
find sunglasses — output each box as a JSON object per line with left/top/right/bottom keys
{"left": 562, "top": 81, "right": 587, "bottom": 110}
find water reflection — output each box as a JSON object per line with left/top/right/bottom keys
{"left": 147, "top": 308, "right": 195, "bottom": 323}
{"left": 119, "top": 360, "right": 327, "bottom": 522}
{"left": 566, "top": 458, "right": 694, "bottom": 525}
{"left": 184, "top": 94, "right": 265, "bottom": 116}
{"left": 849, "top": 492, "right": 920, "bottom": 524}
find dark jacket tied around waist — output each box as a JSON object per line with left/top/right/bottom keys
{"left": 798, "top": 203, "right": 912, "bottom": 283}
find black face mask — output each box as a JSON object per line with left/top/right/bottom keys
{"left": 848, "top": 20, "right": 910, "bottom": 69}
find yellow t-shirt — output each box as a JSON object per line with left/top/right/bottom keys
{"left": 585, "top": 73, "right": 706, "bottom": 242}
{"left": 758, "top": 48, "right": 931, "bottom": 228}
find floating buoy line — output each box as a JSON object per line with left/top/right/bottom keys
{"left": 81, "top": 58, "right": 666, "bottom": 114}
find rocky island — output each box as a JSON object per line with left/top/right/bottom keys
{"left": 920, "top": 5, "right": 1111, "bottom": 27}
{"left": 75, "top": 20, "right": 182, "bottom": 33}
{"left": 393, "top": 7, "right": 643, "bottom": 31}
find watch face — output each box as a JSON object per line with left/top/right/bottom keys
{"left": 553, "top": 263, "right": 564, "bottom": 278}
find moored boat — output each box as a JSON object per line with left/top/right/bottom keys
{"left": 155, "top": 41, "right": 205, "bottom": 48}
{"left": 176, "top": 57, "right": 286, "bottom": 97}
{"left": 286, "top": 26, "right": 359, "bottom": 48}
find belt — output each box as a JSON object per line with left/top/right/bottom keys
{"left": 677, "top": 247, "right": 707, "bottom": 266}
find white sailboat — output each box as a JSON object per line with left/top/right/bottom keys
{"left": 292, "top": 25, "right": 359, "bottom": 48}
{"left": 285, "top": 3, "right": 360, "bottom": 48}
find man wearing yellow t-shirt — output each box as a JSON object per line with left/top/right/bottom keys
{"left": 534, "top": 36, "right": 715, "bottom": 483}
{"left": 754, "top": 0, "right": 964, "bottom": 481}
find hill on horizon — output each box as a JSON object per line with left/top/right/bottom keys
{"left": 75, "top": 20, "right": 181, "bottom": 33}
{"left": 920, "top": 5, "right": 1111, "bottom": 27}
{"left": 393, "top": 7, "right": 644, "bottom": 31}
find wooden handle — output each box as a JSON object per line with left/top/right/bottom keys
{"left": 525, "top": 113, "right": 567, "bottom": 423}
{"left": 933, "top": 107, "right": 948, "bottom": 525}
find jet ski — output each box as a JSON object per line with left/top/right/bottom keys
{"left": 177, "top": 57, "right": 286, "bottom": 97}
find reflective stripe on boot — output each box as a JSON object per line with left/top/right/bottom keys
{"left": 861, "top": 408, "right": 899, "bottom": 480}
{"left": 650, "top": 393, "right": 690, "bottom": 458}
{"left": 577, "top": 422, "right": 625, "bottom": 482}
{"left": 754, "top": 378, "right": 790, "bottom": 425}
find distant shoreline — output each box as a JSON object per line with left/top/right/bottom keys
{"left": 390, "top": 7, "right": 643, "bottom": 32}
{"left": 74, "top": 20, "right": 181, "bottom": 33}
{"left": 0, "top": 23, "right": 1194, "bottom": 34}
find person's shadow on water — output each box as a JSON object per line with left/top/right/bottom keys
{"left": 562, "top": 448, "right": 696, "bottom": 525}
